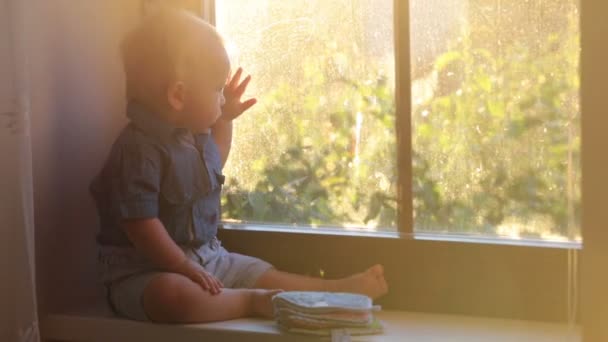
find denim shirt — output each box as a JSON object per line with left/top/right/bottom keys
{"left": 90, "top": 101, "right": 225, "bottom": 247}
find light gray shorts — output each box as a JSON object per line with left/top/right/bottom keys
{"left": 98, "top": 237, "right": 273, "bottom": 321}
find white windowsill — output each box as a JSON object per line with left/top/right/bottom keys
{"left": 40, "top": 302, "right": 581, "bottom": 342}
{"left": 220, "top": 223, "right": 583, "bottom": 250}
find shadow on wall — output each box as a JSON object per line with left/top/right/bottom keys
{"left": 29, "top": 1, "right": 139, "bottom": 315}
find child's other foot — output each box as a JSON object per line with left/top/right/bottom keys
{"left": 339, "top": 264, "right": 388, "bottom": 299}
{"left": 251, "top": 289, "right": 283, "bottom": 318}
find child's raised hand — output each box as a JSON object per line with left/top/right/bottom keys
{"left": 221, "top": 67, "right": 257, "bottom": 121}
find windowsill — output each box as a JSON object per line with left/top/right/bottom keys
{"left": 220, "top": 223, "right": 583, "bottom": 250}
{"left": 40, "top": 302, "right": 581, "bottom": 342}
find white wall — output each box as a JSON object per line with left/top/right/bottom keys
{"left": 27, "top": 0, "right": 139, "bottom": 315}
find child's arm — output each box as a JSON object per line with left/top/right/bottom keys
{"left": 211, "top": 119, "right": 233, "bottom": 168}
{"left": 123, "top": 218, "right": 223, "bottom": 294}
{"left": 213, "top": 67, "right": 257, "bottom": 167}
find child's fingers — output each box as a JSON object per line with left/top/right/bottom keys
{"left": 228, "top": 67, "right": 243, "bottom": 89}
{"left": 212, "top": 280, "right": 221, "bottom": 294}
{"left": 235, "top": 75, "right": 251, "bottom": 96}
{"left": 195, "top": 274, "right": 210, "bottom": 290}
{"left": 212, "top": 277, "right": 223, "bottom": 291}
{"left": 240, "top": 98, "right": 257, "bottom": 112}
{"left": 211, "top": 279, "right": 221, "bottom": 294}
{"left": 205, "top": 275, "right": 217, "bottom": 294}
{"left": 203, "top": 273, "right": 220, "bottom": 294}
{"left": 215, "top": 276, "right": 224, "bottom": 288}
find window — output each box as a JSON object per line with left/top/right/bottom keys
{"left": 214, "top": 0, "right": 581, "bottom": 243}
{"left": 216, "top": 1, "right": 397, "bottom": 232}
{"left": 410, "top": 1, "right": 580, "bottom": 242}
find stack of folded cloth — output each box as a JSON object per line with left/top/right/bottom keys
{"left": 272, "top": 291, "right": 384, "bottom": 337}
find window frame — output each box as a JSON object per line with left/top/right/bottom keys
{"left": 203, "top": 0, "right": 583, "bottom": 322}
{"left": 580, "top": 1, "right": 608, "bottom": 339}
{"left": 205, "top": 0, "right": 581, "bottom": 249}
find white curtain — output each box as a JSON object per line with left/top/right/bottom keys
{"left": 0, "top": 0, "right": 41, "bottom": 341}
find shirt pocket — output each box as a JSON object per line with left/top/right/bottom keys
{"left": 160, "top": 152, "right": 211, "bottom": 205}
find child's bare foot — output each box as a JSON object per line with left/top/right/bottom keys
{"left": 335, "top": 264, "right": 388, "bottom": 299}
{"left": 251, "top": 289, "right": 283, "bottom": 318}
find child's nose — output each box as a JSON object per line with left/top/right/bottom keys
{"left": 220, "top": 94, "right": 226, "bottom": 106}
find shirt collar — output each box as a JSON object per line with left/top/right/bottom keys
{"left": 126, "top": 101, "right": 188, "bottom": 141}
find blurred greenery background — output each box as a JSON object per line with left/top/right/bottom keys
{"left": 216, "top": 0, "right": 580, "bottom": 241}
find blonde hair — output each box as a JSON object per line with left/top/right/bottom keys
{"left": 121, "top": 8, "right": 226, "bottom": 112}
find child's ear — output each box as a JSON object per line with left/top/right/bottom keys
{"left": 167, "top": 81, "right": 186, "bottom": 112}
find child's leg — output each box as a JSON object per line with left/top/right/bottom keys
{"left": 253, "top": 264, "right": 388, "bottom": 299}
{"left": 143, "top": 272, "right": 280, "bottom": 323}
